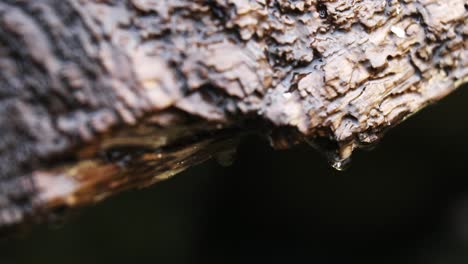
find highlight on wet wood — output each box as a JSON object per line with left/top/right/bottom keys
{"left": 0, "top": 0, "right": 466, "bottom": 231}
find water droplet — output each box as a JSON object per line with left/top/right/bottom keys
{"left": 329, "top": 156, "right": 351, "bottom": 171}
{"left": 304, "top": 136, "right": 354, "bottom": 171}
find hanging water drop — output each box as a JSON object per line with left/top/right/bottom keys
{"left": 329, "top": 142, "right": 354, "bottom": 171}
{"left": 303, "top": 136, "right": 354, "bottom": 171}
{"left": 329, "top": 156, "right": 351, "bottom": 171}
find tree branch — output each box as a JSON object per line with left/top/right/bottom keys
{"left": 0, "top": 0, "right": 466, "bottom": 230}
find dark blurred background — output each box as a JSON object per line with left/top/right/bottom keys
{"left": 1, "top": 85, "right": 468, "bottom": 264}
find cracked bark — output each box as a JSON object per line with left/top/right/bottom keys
{"left": 0, "top": 0, "right": 466, "bottom": 231}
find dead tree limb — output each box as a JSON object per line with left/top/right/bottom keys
{"left": 0, "top": 0, "right": 466, "bottom": 230}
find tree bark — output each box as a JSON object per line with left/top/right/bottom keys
{"left": 0, "top": 0, "right": 466, "bottom": 230}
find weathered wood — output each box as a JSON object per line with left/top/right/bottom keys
{"left": 0, "top": 0, "right": 466, "bottom": 229}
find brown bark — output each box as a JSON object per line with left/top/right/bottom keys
{"left": 0, "top": 0, "right": 466, "bottom": 230}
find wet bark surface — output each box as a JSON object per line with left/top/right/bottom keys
{"left": 0, "top": 0, "right": 466, "bottom": 229}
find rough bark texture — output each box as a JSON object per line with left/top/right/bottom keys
{"left": 0, "top": 0, "right": 466, "bottom": 230}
